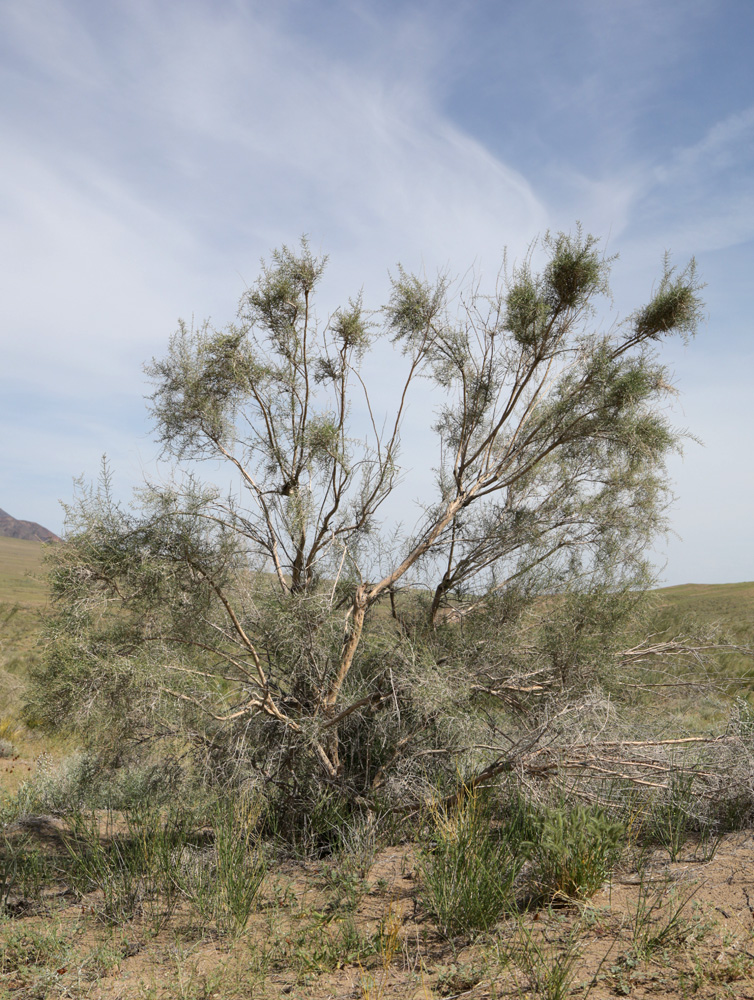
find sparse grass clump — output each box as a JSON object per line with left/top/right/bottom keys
{"left": 649, "top": 771, "right": 697, "bottom": 861}
{"left": 174, "top": 795, "right": 267, "bottom": 937}
{"left": 501, "top": 916, "right": 607, "bottom": 1000}
{"left": 60, "top": 803, "right": 196, "bottom": 928}
{"left": 53, "top": 795, "right": 268, "bottom": 936}
{"left": 622, "top": 875, "right": 702, "bottom": 964}
{"left": 418, "top": 788, "right": 531, "bottom": 936}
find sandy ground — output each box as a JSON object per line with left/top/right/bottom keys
{"left": 3, "top": 804, "right": 754, "bottom": 999}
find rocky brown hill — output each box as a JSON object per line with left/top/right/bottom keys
{"left": 0, "top": 508, "right": 60, "bottom": 543}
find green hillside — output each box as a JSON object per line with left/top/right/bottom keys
{"left": 0, "top": 536, "right": 50, "bottom": 606}
{"left": 655, "top": 579, "right": 754, "bottom": 608}
{"left": 0, "top": 537, "right": 50, "bottom": 718}
{"left": 650, "top": 580, "right": 754, "bottom": 646}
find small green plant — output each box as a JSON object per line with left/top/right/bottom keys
{"left": 175, "top": 795, "right": 266, "bottom": 937}
{"left": 270, "top": 909, "right": 376, "bottom": 978}
{"left": 338, "top": 810, "right": 378, "bottom": 881}
{"left": 0, "top": 718, "right": 21, "bottom": 745}
{"left": 622, "top": 874, "right": 699, "bottom": 962}
{"left": 526, "top": 804, "right": 625, "bottom": 904}
{"left": 501, "top": 917, "right": 608, "bottom": 1000}
{"left": 434, "top": 961, "right": 487, "bottom": 994}
{"left": 0, "top": 831, "right": 24, "bottom": 911}
{"left": 0, "top": 792, "right": 19, "bottom": 827}
{"left": 78, "top": 933, "right": 133, "bottom": 982}
{"left": 650, "top": 771, "right": 695, "bottom": 861}
{"left": 0, "top": 832, "right": 50, "bottom": 913}
{"left": 212, "top": 796, "right": 266, "bottom": 936}
{"left": 703, "top": 947, "right": 754, "bottom": 985}
{"left": 418, "top": 788, "right": 526, "bottom": 936}
{"left": 691, "top": 822, "right": 722, "bottom": 862}
{"left": 321, "top": 865, "right": 368, "bottom": 912}
{"left": 0, "top": 919, "right": 74, "bottom": 995}
{"left": 358, "top": 903, "right": 403, "bottom": 1000}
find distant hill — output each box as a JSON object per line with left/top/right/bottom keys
{"left": 0, "top": 508, "right": 60, "bottom": 543}
{"left": 651, "top": 580, "right": 754, "bottom": 644}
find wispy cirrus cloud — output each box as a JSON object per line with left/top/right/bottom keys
{"left": 631, "top": 105, "right": 754, "bottom": 254}
{"left": 0, "top": 0, "right": 547, "bottom": 533}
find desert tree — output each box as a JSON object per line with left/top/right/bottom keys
{"left": 31, "top": 232, "right": 705, "bottom": 816}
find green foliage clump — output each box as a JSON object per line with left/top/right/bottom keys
{"left": 633, "top": 256, "right": 702, "bottom": 342}
{"left": 525, "top": 804, "right": 625, "bottom": 903}
{"left": 543, "top": 228, "right": 607, "bottom": 310}
{"left": 419, "top": 792, "right": 629, "bottom": 932}
{"left": 418, "top": 789, "right": 532, "bottom": 936}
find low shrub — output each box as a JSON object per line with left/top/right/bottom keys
{"left": 16, "top": 751, "right": 185, "bottom": 815}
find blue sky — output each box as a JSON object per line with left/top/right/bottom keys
{"left": 1, "top": 0, "right": 752, "bottom": 585}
